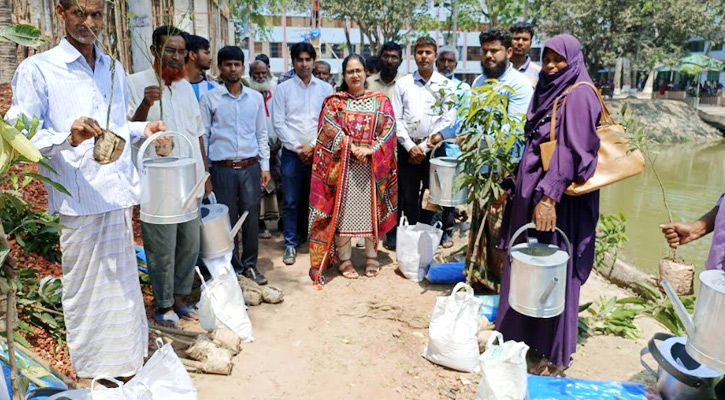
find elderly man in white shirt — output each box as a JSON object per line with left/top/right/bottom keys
{"left": 127, "top": 25, "right": 209, "bottom": 328}
{"left": 386, "top": 37, "right": 457, "bottom": 250}
{"left": 272, "top": 42, "right": 333, "bottom": 265}
{"left": 5, "top": 0, "right": 164, "bottom": 378}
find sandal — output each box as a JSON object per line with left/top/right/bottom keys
{"left": 364, "top": 257, "right": 380, "bottom": 277}
{"left": 174, "top": 306, "right": 198, "bottom": 321}
{"left": 153, "top": 310, "right": 179, "bottom": 328}
{"left": 338, "top": 260, "right": 359, "bottom": 279}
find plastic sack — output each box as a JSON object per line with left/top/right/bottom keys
{"left": 90, "top": 339, "right": 196, "bottom": 400}
{"left": 196, "top": 266, "right": 254, "bottom": 342}
{"left": 89, "top": 376, "right": 136, "bottom": 400}
{"left": 476, "top": 331, "right": 529, "bottom": 400}
{"left": 124, "top": 339, "right": 197, "bottom": 400}
{"left": 396, "top": 216, "right": 443, "bottom": 282}
{"left": 422, "top": 282, "right": 483, "bottom": 372}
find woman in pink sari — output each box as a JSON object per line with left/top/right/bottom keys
{"left": 308, "top": 54, "right": 398, "bottom": 289}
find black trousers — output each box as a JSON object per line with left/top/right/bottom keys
{"left": 390, "top": 143, "right": 455, "bottom": 238}
{"left": 210, "top": 162, "right": 261, "bottom": 271}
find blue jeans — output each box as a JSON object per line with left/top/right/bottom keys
{"left": 281, "top": 148, "right": 311, "bottom": 248}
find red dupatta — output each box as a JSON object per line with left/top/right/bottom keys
{"left": 308, "top": 91, "right": 398, "bottom": 289}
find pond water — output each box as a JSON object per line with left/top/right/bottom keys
{"left": 599, "top": 141, "right": 725, "bottom": 275}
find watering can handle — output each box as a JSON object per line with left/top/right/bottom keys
{"left": 507, "top": 222, "right": 572, "bottom": 262}
{"left": 137, "top": 130, "right": 195, "bottom": 172}
{"left": 644, "top": 332, "right": 705, "bottom": 388}
{"left": 430, "top": 138, "right": 458, "bottom": 161}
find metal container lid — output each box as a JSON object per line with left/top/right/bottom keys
{"left": 659, "top": 336, "right": 722, "bottom": 378}
{"left": 430, "top": 157, "right": 460, "bottom": 166}
{"left": 143, "top": 157, "right": 195, "bottom": 168}
{"left": 511, "top": 243, "right": 569, "bottom": 267}
{"left": 201, "top": 203, "right": 229, "bottom": 222}
{"left": 699, "top": 269, "right": 725, "bottom": 294}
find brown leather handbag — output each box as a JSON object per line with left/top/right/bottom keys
{"left": 540, "top": 81, "right": 645, "bottom": 196}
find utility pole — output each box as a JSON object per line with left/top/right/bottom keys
{"left": 311, "top": 0, "right": 321, "bottom": 56}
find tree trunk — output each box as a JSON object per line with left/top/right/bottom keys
{"left": 449, "top": 0, "right": 459, "bottom": 47}
{"left": 0, "top": 0, "right": 18, "bottom": 84}
{"left": 343, "top": 18, "right": 354, "bottom": 55}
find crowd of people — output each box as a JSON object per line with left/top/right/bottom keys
{"left": 6, "top": 0, "right": 719, "bottom": 387}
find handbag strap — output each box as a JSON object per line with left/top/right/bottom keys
{"left": 549, "top": 81, "right": 615, "bottom": 143}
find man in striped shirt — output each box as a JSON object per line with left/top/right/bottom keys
{"left": 6, "top": 0, "right": 164, "bottom": 378}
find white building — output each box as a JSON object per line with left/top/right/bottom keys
{"left": 247, "top": 10, "right": 543, "bottom": 83}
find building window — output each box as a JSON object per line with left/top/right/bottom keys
{"left": 686, "top": 40, "right": 705, "bottom": 53}
{"left": 270, "top": 42, "right": 281, "bottom": 58}
{"left": 467, "top": 46, "right": 481, "bottom": 61}
{"left": 332, "top": 44, "right": 344, "bottom": 58}
{"left": 711, "top": 42, "right": 724, "bottom": 51}
{"left": 254, "top": 42, "right": 263, "bottom": 55}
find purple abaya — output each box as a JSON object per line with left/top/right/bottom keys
{"left": 494, "top": 35, "right": 602, "bottom": 368}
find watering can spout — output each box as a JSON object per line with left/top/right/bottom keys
{"left": 230, "top": 211, "right": 249, "bottom": 240}
{"left": 182, "top": 172, "right": 210, "bottom": 212}
{"left": 661, "top": 280, "right": 696, "bottom": 337}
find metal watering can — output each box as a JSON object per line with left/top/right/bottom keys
{"left": 640, "top": 332, "right": 721, "bottom": 400}
{"left": 137, "top": 131, "right": 209, "bottom": 225}
{"left": 428, "top": 140, "right": 468, "bottom": 207}
{"left": 200, "top": 194, "right": 249, "bottom": 259}
{"left": 662, "top": 270, "right": 725, "bottom": 373}
{"left": 508, "top": 223, "right": 571, "bottom": 318}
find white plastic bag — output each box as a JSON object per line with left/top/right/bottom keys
{"left": 422, "top": 282, "right": 483, "bottom": 372}
{"left": 475, "top": 331, "right": 529, "bottom": 400}
{"left": 396, "top": 216, "right": 443, "bottom": 282}
{"left": 196, "top": 266, "right": 254, "bottom": 342}
{"left": 124, "top": 339, "right": 198, "bottom": 400}
{"left": 90, "top": 376, "right": 135, "bottom": 400}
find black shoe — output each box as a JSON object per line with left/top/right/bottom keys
{"left": 283, "top": 246, "right": 296, "bottom": 265}
{"left": 243, "top": 267, "right": 268, "bottom": 285}
{"left": 383, "top": 234, "right": 396, "bottom": 250}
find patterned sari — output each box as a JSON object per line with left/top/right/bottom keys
{"left": 308, "top": 91, "right": 398, "bottom": 289}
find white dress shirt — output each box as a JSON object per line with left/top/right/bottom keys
{"left": 392, "top": 70, "right": 458, "bottom": 152}
{"left": 126, "top": 68, "right": 206, "bottom": 186}
{"left": 5, "top": 38, "right": 147, "bottom": 216}
{"left": 271, "top": 74, "right": 333, "bottom": 153}
{"left": 200, "top": 84, "right": 270, "bottom": 170}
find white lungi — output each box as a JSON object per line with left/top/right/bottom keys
{"left": 59, "top": 207, "right": 148, "bottom": 378}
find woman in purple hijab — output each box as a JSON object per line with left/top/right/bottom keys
{"left": 493, "top": 34, "right": 602, "bottom": 375}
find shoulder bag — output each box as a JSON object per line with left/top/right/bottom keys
{"left": 540, "top": 81, "right": 645, "bottom": 196}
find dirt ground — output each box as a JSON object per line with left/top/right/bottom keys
{"left": 189, "top": 228, "right": 663, "bottom": 400}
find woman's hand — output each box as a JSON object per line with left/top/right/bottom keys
{"left": 351, "top": 144, "right": 372, "bottom": 163}
{"left": 532, "top": 195, "right": 557, "bottom": 232}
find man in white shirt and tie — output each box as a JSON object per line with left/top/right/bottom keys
{"left": 272, "top": 42, "right": 333, "bottom": 265}
{"left": 6, "top": 0, "right": 164, "bottom": 378}
{"left": 386, "top": 37, "right": 457, "bottom": 250}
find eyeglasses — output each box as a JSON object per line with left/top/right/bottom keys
{"left": 344, "top": 68, "right": 365, "bottom": 76}
{"left": 160, "top": 47, "right": 188, "bottom": 57}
